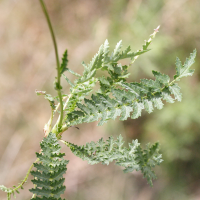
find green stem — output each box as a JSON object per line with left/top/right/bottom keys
{"left": 39, "top": 0, "right": 63, "bottom": 131}
{"left": 7, "top": 193, "right": 11, "bottom": 200}
{"left": 128, "top": 25, "right": 160, "bottom": 68}
{"left": 13, "top": 159, "right": 39, "bottom": 191}
{"left": 2, "top": 158, "right": 39, "bottom": 199}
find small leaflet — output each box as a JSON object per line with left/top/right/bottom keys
{"left": 174, "top": 49, "right": 196, "bottom": 80}
{"left": 169, "top": 83, "right": 182, "bottom": 102}
{"left": 162, "top": 91, "right": 174, "bottom": 103}
{"left": 119, "top": 105, "right": 133, "bottom": 121}
{"left": 60, "top": 50, "right": 68, "bottom": 74}
{"left": 102, "top": 39, "right": 110, "bottom": 65}
{"left": 112, "top": 40, "right": 122, "bottom": 61}
{"left": 131, "top": 102, "right": 144, "bottom": 119}
{"left": 152, "top": 71, "right": 170, "bottom": 86}
{"left": 152, "top": 97, "right": 164, "bottom": 110}
{"left": 108, "top": 108, "right": 121, "bottom": 120}
{"left": 143, "top": 99, "right": 154, "bottom": 113}
{"left": 98, "top": 111, "right": 108, "bottom": 126}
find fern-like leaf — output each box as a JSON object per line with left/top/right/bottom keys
{"left": 30, "top": 133, "right": 68, "bottom": 200}
{"left": 63, "top": 48, "right": 196, "bottom": 128}
{"left": 62, "top": 135, "right": 163, "bottom": 186}
{"left": 57, "top": 28, "right": 162, "bottom": 131}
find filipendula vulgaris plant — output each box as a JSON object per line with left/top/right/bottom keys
{"left": 0, "top": 1, "right": 197, "bottom": 200}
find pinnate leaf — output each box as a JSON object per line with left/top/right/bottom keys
{"left": 174, "top": 49, "right": 196, "bottom": 80}
{"left": 64, "top": 135, "right": 163, "bottom": 186}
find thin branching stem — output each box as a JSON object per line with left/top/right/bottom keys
{"left": 12, "top": 159, "right": 39, "bottom": 192}
{"left": 39, "top": 0, "right": 63, "bottom": 131}
{"left": 1, "top": 158, "right": 39, "bottom": 199}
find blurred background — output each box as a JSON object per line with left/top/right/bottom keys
{"left": 0, "top": 0, "right": 200, "bottom": 199}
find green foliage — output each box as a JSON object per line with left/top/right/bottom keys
{"left": 0, "top": 161, "right": 33, "bottom": 200}
{"left": 174, "top": 50, "right": 196, "bottom": 80}
{"left": 0, "top": 1, "right": 197, "bottom": 199}
{"left": 57, "top": 28, "right": 159, "bottom": 133}
{"left": 24, "top": 26, "right": 198, "bottom": 199}
{"left": 60, "top": 50, "right": 68, "bottom": 75}
{"left": 0, "top": 185, "right": 18, "bottom": 200}
{"left": 61, "top": 43, "right": 196, "bottom": 129}
{"left": 62, "top": 135, "right": 163, "bottom": 186}
{"left": 29, "top": 133, "right": 68, "bottom": 200}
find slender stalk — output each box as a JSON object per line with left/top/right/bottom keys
{"left": 2, "top": 158, "right": 39, "bottom": 199}
{"left": 39, "top": 0, "right": 63, "bottom": 131}
{"left": 12, "top": 159, "right": 39, "bottom": 192}
{"left": 128, "top": 25, "right": 160, "bottom": 68}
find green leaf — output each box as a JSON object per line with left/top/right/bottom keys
{"left": 65, "top": 67, "right": 81, "bottom": 77}
{"left": 152, "top": 70, "right": 170, "bottom": 86}
{"left": 108, "top": 107, "right": 121, "bottom": 120}
{"left": 63, "top": 74, "right": 74, "bottom": 87}
{"left": 162, "top": 88, "right": 175, "bottom": 103}
{"left": 174, "top": 49, "right": 196, "bottom": 80}
{"left": 120, "top": 105, "right": 133, "bottom": 120}
{"left": 102, "top": 39, "right": 110, "bottom": 66}
{"left": 77, "top": 103, "right": 91, "bottom": 114}
{"left": 143, "top": 99, "right": 154, "bottom": 113}
{"left": 112, "top": 40, "right": 122, "bottom": 61}
{"left": 169, "top": 83, "right": 182, "bottom": 101}
{"left": 120, "top": 45, "right": 131, "bottom": 59}
{"left": 60, "top": 50, "right": 68, "bottom": 74}
{"left": 152, "top": 96, "right": 164, "bottom": 110}
{"left": 131, "top": 102, "right": 144, "bottom": 119}
{"left": 30, "top": 133, "right": 68, "bottom": 200}
{"left": 98, "top": 76, "right": 111, "bottom": 86}
{"left": 65, "top": 135, "right": 163, "bottom": 186}
{"left": 62, "top": 37, "right": 195, "bottom": 130}
{"left": 97, "top": 111, "right": 108, "bottom": 126}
